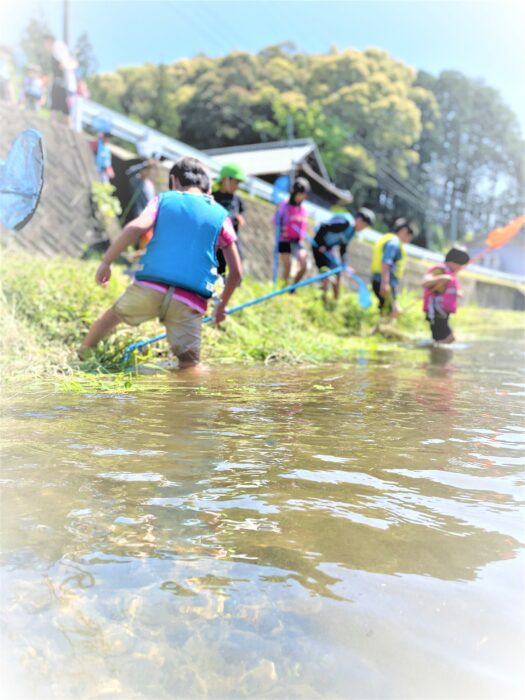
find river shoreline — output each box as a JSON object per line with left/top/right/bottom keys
{"left": 1, "top": 254, "right": 523, "bottom": 392}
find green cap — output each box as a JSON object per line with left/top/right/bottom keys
{"left": 219, "top": 163, "right": 246, "bottom": 182}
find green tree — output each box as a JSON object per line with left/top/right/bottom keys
{"left": 19, "top": 18, "right": 52, "bottom": 73}
{"left": 75, "top": 32, "right": 97, "bottom": 79}
{"left": 80, "top": 45, "right": 524, "bottom": 246}
{"left": 414, "top": 70, "right": 525, "bottom": 241}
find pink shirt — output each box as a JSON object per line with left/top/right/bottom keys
{"left": 135, "top": 194, "right": 237, "bottom": 314}
{"left": 274, "top": 202, "right": 308, "bottom": 242}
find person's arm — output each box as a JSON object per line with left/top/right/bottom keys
{"left": 380, "top": 263, "right": 391, "bottom": 297}
{"left": 380, "top": 239, "right": 399, "bottom": 296}
{"left": 214, "top": 242, "right": 243, "bottom": 323}
{"left": 422, "top": 273, "right": 452, "bottom": 288}
{"left": 339, "top": 240, "right": 354, "bottom": 272}
{"left": 95, "top": 209, "right": 155, "bottom": 286}
{"left": 339, "top": 229, "right": 355, "bottom": 266}
{"left": 236, "top": 197, "right": 246, "bottom": 227}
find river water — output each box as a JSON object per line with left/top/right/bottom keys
{"left": 1, "top": 340, "right": 524, "bottom": 699}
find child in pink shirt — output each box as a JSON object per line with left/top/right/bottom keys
{"left": 274, "top": 177, "right": 311, "bottom": 287}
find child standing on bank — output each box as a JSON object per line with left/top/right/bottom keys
{"left": 274, "top": 177, "right": 311, "bottom": 286}
{"left": 21, "top": 64, "right": 44, "bottom": 112}
{"left": 95, "top": 132, "right": 114, "bottom": 184}
{"left": 422, "top": 246, "right": 470, "bottom": 344}
{"left": 212, "top": 163, "right": 247, "bottom": 275}
{"left": 370, "top": 218, "right": 415, "bottom": 318}
{"left": 79, "top": 157, "right": 243, "bottom": 369}
{"left": 313, "top": 207, "right": 375, "bottom": 304}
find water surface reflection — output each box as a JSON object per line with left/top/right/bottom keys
{"left": 1, "top": 340, "right": 524, "bottom": 698}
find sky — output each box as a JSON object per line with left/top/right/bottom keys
{"left": 2, "top": 0, "right": 525, "bottom": 133}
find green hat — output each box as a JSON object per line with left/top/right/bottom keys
{"left": 219, "top": 163, "right": 246, "bottom": 182}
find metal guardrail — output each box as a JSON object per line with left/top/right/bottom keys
{"left": 77, "top": 98, "right": 525, "bottom": 286}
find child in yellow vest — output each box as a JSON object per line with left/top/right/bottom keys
{"left": 371, "top": 218, "right": 414, "bottom": 318}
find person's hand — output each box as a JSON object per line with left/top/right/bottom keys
{"left": 380, "top": 282, "right": 391, "bottom": 297}
{"left": 214, "top": 300, "right": 227, "bottom": 324}
{"left": 319, "top": 245, "right": 326, "bottom": 253}
{"left": 96, "top": 261, "right": 112, "bottom": 287}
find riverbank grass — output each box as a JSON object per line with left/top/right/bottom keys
{"left": 1, "top": 254, "right": 523, "bottom": 390}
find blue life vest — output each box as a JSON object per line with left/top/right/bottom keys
{"left": 135, "top": 191, "right": 228, "bottom": 298}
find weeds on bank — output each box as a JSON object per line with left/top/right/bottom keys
{"left": 0, "top": 253, "right": 522, "bottom": 393}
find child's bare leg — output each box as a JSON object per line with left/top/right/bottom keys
{"left": 79, "top": 307, "right": 121, "bottom": 357}
{"left": 280, "top": 254, "right": 292, "bottom": 284}
{"left": 175, "top": 348, "right": 201, "bottom": 370}
{"left": 320, "top": 277, "right": 330, "bottom": 302}
{"left": 292, "top": 250, "right": 307, "bottom": 284}
{"left": 332, "top": 274, "right": 341, "bottom": 300}
{"left": 390, "top": 300, "right": 401, "bottom": 319}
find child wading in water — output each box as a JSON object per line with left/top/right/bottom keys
{"left": 274, "top": 177, "right": 311, "bottom": 287}
{"left": 79, "top": 157, "right": 243, "bottom": 368}
{"left": 422, "top": 246, "right": 470, "bottom": 344}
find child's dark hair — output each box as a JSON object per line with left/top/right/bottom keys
{"left": 445, "top": 246, "right": 470, "bottom": 265}
{"left": 169, "top": 157, "right": 210, "bottom": 193}
{"left": 289, "top": 176, "right": 311, "bottom": 205}
{"left": 393, "top": 217, "right": 415, "bottom": 236}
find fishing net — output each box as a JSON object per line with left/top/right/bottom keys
{"left": 485, "top": 215, "right": 525, "bottom": 249}
{"left": 0, "top": 129, "right": 44, "bottom": 231}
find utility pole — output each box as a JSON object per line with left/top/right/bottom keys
{"left": 63, "top": 0, "right": 70, "bottom": 45}
{"left": 287, "top": 115, "right": 294, "bottom": 143}
{"left": 287, "top": 115, "right": 296, "bottom": 193}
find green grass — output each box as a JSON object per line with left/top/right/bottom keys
{"left": 0, "top": 253, "right": 523, "bottom": 392}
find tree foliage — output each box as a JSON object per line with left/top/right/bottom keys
{"left": 75, "top": 32, "right": 98, "bottom": 79}
{"left": 413, "top": 70, "right": 525, "bottom": 242}
{"left": 64, "top": 41, "right": 525, "bottom": 245}
{"left": 19, "top": 18, "right": 52, "bottom": 73}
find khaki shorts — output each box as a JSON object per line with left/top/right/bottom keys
{"left": 113, "top": 284, "right": 203, "bottom": 363}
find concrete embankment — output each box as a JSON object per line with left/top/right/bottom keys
{"left": 0, "top": 102, "right": 102, "bottom": 257}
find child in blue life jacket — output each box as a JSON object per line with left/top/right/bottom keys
{"left": 21, "top": 63, "right": 44, "bottom": 112}
{"left": 422, "top": 246, "right": 470, "bottom": 343}
{"left": 95, "top": 132, "right": 114, "bottom": 184}
{"left": 79, "top": 157, "right": 243, "bottom": 369}
{"left": 313, "top": 207, "right": 375, "bottom": 304}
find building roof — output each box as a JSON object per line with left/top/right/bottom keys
{"left": 206, "top": 138, "right": 351, "bottom": 204}
{"left": 206, "top": 138, "right": 326, "bottom": 178}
